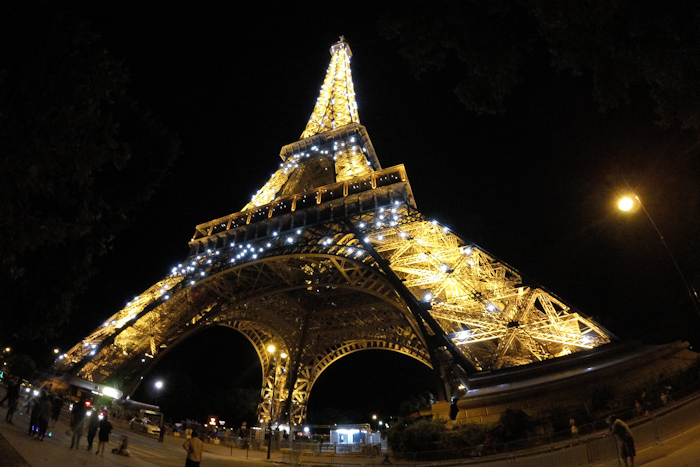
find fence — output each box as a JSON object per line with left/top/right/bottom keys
{"left": 283, "top": 390, "right": 700, "bottom": 467}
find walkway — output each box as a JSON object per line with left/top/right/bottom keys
{"left": 2, "top": 385, "right": 700, "bottom": 466}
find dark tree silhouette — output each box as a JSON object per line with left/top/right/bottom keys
{"left": 0, "top": 3, "right": 180, "bottom": 343}
{"left": 380, "top": 0, "right": 700, "bottom": 130}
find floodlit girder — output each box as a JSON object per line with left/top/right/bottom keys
{"left": 354, "top": 211, "right": 612, "bottom": 371}
{"left": 62, "top": 193, "right": 611, "bottom": 423}
{"left": 60, "top": 38, "right": 615, "bottom": 427}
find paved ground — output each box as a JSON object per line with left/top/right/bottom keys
{"left": 0, "top": 390, "right": 273, "bottom": 467}
{"left": 2, "top": 386, "right": 700, "bottom": 466}
{"left": 593, "top": 423, "right": 700, "bottom": 466}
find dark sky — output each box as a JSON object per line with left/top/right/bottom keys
{"left": 44, "top": 2, "right": 700, "bottom": 422}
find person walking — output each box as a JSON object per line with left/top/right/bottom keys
{"left": 85, "top": 410, "right": 99, "bottom": 450}
{"left": 96, "top": 414, "right": 113, "bottom": 456}
{"left": 69, "top": 398, "right": 88, "bottom": 449}
{"left": 607, "top": 415, "right": 636, "bottom": 467}
{"left": 51, "top": 395, "right": 63, "bottom": 425}
{"left": 569, "top": 418, "right": 579, "bottom": 444}
{"left": 4, "top": 377, "right": 21, "bottom": 424}
{"left": 0, "top": 376, "right": 17, "bottom": 407}
{"left": 36, "top": 393, "right": 52, "bottom": 440}
{"left": 28, "top": 391, "right": 44, "bottom": 438}
{"left": 183, "top": 429, "right": 204, "bottom": 467}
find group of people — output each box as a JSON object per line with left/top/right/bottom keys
{"left": 27, "top": 388, "right": 55, "bottom": 440}
{"left": 2, "top": 377, "right": 63, "bottom": 436}
{"left": 568, "top": 414, "right": 635, "bottom": 467}
{"left": 1, "top": 378, "right": 115, "bottom": 455}
{"left": 0, "top": 379, "right": 160, "bottom": 461}
{"left": 68, "top": 396, "right": 113, "bottom": 455}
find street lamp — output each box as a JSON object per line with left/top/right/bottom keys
{"left": 266, "top": 345, "right": 277, "bottom": 460}
{"left": 265, "top": 344, "right": 289, "bottom": 459}
{"left": 617, "top": 191, "right": 700, "bottom": 319}
{"left": 155, "top": 380, "right": 164, "bottom": 405}
{"left": 51, "top": 348, "right": 61, "bottom": 381}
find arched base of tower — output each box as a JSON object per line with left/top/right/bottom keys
{"left": 433, "top": 340, "right": 699, "bottom": 426}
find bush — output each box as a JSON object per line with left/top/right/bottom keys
{"left": 385, "top": 418, "right": 447, "bottom": 452}
{"left": 491, "top": 409, "right": 533, "bottom": 443}
{"left": 439, "top": 423, "right": 486, "bottom": 450}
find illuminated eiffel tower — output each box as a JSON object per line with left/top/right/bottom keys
{"left": 58, "top": 37, "right": 612, "bottom": 427}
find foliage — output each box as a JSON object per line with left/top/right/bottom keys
{"left": 398, "top": 391, "right": 435, "bottom": 417}
{"left": 386, "top": 358, "right": 700, "bottom": 454}
{"left": 0, "top": 3, "right": 179, "bottom": 342}
{"left": 491, "top": 408, "right": 533, "bottom": 443}
{"left": 386, "top": 417, "right": 487, "bottom": 454}
{"left": 583, "top": 383, "right": 617, "bottom": 418}
{"left": 539, "top": 404, "right": 588, "bottom": 433}
{"left": 385, "top": 418, "right": 447, "bottom": 453}
{"left": 439, "top": 423, "right": 486, "bottom": 451}
{"left": 669, "top": 358, "right": 700, "bottom": 390}
{"left": 380, "top": 0, "right": 700, "bottom": 130}
{"left": 8, "top": 353, "right": 37, "bottom": 381}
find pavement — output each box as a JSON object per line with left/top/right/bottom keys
{"left": 2, "top": 385, "right": 700, "bottom": 467}
{"left": 0, "top": 388, "right": 274, "bottom": 467}
{"left": 623, "top": 424, "right": 700, "bottom": 467}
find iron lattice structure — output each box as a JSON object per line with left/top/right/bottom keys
{"left": 58, "top": 38, "right": 612, "bottom": 427}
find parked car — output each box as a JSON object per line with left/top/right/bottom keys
{"left": 129, "top": 417, "right": 161, "bottom": 435}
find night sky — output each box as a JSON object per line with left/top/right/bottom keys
{"left": 35, "top": 2, "right": 700, "bottom": 422}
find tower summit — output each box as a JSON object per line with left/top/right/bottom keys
{"left": 243, "top": 36, "right": 380, "bottom": 211}
{"left": 300, "top": 36, "right": 359, "bottom": 139}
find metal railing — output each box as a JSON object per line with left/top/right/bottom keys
{"left": 276, "top": 387, "right": 700, "bottom": 467}
{"left": 386, "top": 391, "right": 700, "bottom": 467}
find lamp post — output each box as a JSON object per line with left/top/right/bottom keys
{"left": 51, "top": 348, "right": 60, "bottom": 381}
{"left": 266, "top": 345, "right": 276, "bottom": 460}
{"left": 155, "top": 380, "right": 164, "bottom": 405}
{"left": 265, "top": 345, "right": 289, "bottom": 459}
{"left": 618, "top": 191, "right": 700, "bottom": 319}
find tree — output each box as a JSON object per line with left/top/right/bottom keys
{"left": 379, "top": 0, "right": 700, "bottom": 346}
{"left": 8, "top": 354, "right": 37, "bottom": 382}
{"left": 380, "top": 0, "right": 700, "bottom": 130}
{"left": 385, "top": 418, "right": 447, "bottom": 453}
{"left": 398, "top": 392, "right": 435, "bottom": 417}
{"left": 491, "top": 409, "right": 533, "bottom": 443}
{"left": 0, "top": 3, "right": 179, "bottom": 343}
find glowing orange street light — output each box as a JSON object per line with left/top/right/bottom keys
{"left": 618, "top": 196, "right": 635, "bottom": 212}
{"left": 617, "top": 190, "right": 700, "bottom": 319}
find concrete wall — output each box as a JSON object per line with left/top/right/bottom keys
{"left": 433, "top": 341, "right": 698, "bottom": 426}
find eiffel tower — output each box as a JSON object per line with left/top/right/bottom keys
{"left": 58, "top": 37, "right": 612, "bottom": 428}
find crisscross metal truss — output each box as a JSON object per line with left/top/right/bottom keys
{"left": 360, "top": 206, "right": 612, "bottom": 371}
{"left": 59, "top": 199, "right": 611, "bottom": 426}
{"left": 57, "top": 219, "right": 434, "bottom": 426}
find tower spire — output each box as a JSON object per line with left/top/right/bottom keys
{"left": 300, "top": 36, "right": 359, "bottom": 139}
